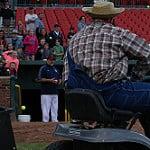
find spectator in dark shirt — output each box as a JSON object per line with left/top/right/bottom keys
{"left": 0, "top": 55, "right": 6, "bottom": 76}
{"left": 67, "top": 26, "right": 76, "bottom": 46}
{"left": 1, "top": 4, "right": 14, "bottom": 29}
{"left": 0, "top": 30, "right": 7, "bottom": 47}
{"left": 48, "top": 24, "right": 63, "bottom": 48}
{"left": 38, "top": 28, "right": 50, "bottom": 44}
{"left": 35, "top": 38, "right": 46, "bottom": 60}
{"left": 41, "top": 43, "right": 53, "bottom": 60}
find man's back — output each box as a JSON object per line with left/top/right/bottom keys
{"left": 64, "top": 1, "right": 150, "bottom": 139}
{"left": 64, "top": 21, "right": 150, "bottom": 83}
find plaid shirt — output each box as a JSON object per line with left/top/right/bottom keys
{"left": 63, "top": 21, "right": 150, "bottom": 83}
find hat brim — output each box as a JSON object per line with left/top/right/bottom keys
{"left": 82, "top": 7, "right": 125, "bottom": 18}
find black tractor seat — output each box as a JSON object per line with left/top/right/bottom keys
{"left": 65, "top": 88, "right": 141, "bottom": 129}
{"left": 53, "top": 89, "right": 150, "bottom": 150}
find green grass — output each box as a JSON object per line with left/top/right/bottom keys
{"left": 16, "top": 143, "right": 48, "bottom": 150}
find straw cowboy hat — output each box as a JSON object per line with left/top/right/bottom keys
{"left": 82, "top": 2, "right": 125, "bottom": 18}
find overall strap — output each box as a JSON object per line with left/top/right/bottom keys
{"left": 67, "top": 50, "right": 76, "bottom": 70}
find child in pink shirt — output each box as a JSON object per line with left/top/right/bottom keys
{"left": 23, "top": 29, "right": 38, "bottom": 60}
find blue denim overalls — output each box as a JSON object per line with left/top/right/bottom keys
{"left": 67, "top": 50, "right": 150, "bottom": 113}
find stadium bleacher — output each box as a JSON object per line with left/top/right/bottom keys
{"left": 16, "top": 7, "right": 150, "bottom": 42}
{"left": 16, "top": 0, "right": 150, "bottom": 6}
{"left": 115, "top": 9, "right": 150, "bottom": 41}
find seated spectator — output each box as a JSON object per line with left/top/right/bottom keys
{"left": 38, "top": 28, "right": 50, "bottom": 44}
{"left": 1, "top": 3, "right": 14, "bottom": 32}
{"left": 0, "top": 61, "right": 5, "bottom": 76}
{"left": 23, "top": 29, "right": 38, "bottom": 61}
{"left": 2, "top": 61, "right": 18, "bottom": 77}
{"left": 25, "top": 7, "right": 38, "bottom": 32}
{"left": 0, "top": 30, "right": 7, "bottom": 47}
{"left": 0, "top": 55, "right": 6, "bottom": 76}
{"left": 35, "top": 38, "right": 46, "bottom": 60}
{"left": 0, "top": 55, "right": 9, "bottom": 76}
{"left": 11, "top": 29, "right": 24, "bottom": 50}
{"left": 6, "top": 43, "right": 14, "bottom": 51}
{"left": 16, "top": 35, "right": 24, "bottom": 49}
{"left": 2, "top": 50, "right": 19, "bottom": 72}
{"left": 41, "top": 43, "right": 53, "bottom": 60}
{"left": 67, "top": 26, "right": 76, "bottom": 45}
{"left": 16, "top": 20, "right": 26, "bottom": 35}
{"left": 5, "top": 62, "right": 17, "bottom": 77}
{"left": 11, "top": 29, "right": 18, "bottom": 46}
{"left": 53, "top": 39, "right": 64, "bottom": 62}
{"left": 48, "top": 24, "right": 63, "bottom": 48}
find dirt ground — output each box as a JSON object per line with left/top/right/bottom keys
{"left": 12, "top": 122, "right": 63, "bottom": 144}
{"left": 12, "top": 120, "right": 144, "bottom": 144}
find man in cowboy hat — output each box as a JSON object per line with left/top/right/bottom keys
{"left": 63, "top": 1, "right": 150, "bottom": 138}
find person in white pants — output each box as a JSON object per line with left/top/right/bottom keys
{"left": 37, "top": 55, "right": 61, "bottom": 122}
{"left": 25, "top": 7, "right": 38, "bottom": 32}
{"left": 41, "top": 95, "right": 58, "bottom": 122}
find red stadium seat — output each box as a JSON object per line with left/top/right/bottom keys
{"left": 54, "top": 8, "right": 71, "bottom": 38}
{"left": 115, "top": 9, "right": 150, "bottom": 42}
{"left": 16, "top": 7, "right": 150, "bottom": 43}
{"left": 63, "top": 8, "right": 79, "bottom": 32}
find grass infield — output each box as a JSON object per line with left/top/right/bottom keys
{"left": 16, "top": 143, "right": 48, "bottom": 150}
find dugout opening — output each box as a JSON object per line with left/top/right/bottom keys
{"left": 21, "top": 89, "right": 65, "bottom": 121}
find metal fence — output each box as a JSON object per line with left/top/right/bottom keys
{"left": 12, "top": 0, "right": 149, "bottom": 7}
{"left": 14, "top": 0, "right": 94, "bottom": 7}
{"left": 109, "top": 0, "right": 150, "bottom": 8}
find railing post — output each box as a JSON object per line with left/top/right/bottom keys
{"left": 10, "top": 76, "right": 17, "bottom": 113}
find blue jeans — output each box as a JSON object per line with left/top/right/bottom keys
{"left": 100, "top": 80, "right": 150, "bottom": 138}
{"left": 101, "top": 80, "right": 150, "bottom": 113}
{"left": 67, "top": 50, "right": 150, "bottom": 137}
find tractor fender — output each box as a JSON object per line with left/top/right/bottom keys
{"left": 54, "top": 123, "right": 150, "bottom": 149}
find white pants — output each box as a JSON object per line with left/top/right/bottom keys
{"left": 41, "top": 94, "right": 58, "bottom": 122}
{"left": 26, "top": 23, "right": 36, "bottom": 32}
